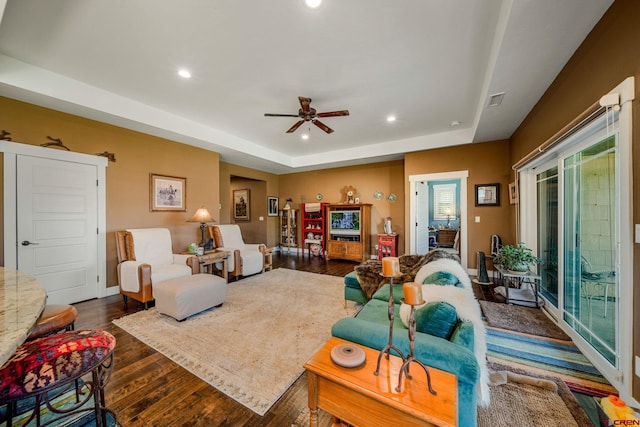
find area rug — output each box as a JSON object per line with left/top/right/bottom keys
{"left": 0, "top": 380, "right": 118, "bottom": 426}
{"left": 486, "top": 327, "right": 616, "bottom": 398}
{"left": 112, "top": 269, "right": 357, "bottom": 416}
{"left": 478, "top": 362, "right": 593, "bottom": 427}
{"left": 479, "top": 300, "right": 570, "bottom": 340}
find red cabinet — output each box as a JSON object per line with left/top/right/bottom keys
{"left": 301, "top": 203, "right": 327, "bottom": 257}
{"left": 377, "top": 234, "right": 399, "bottom": 260}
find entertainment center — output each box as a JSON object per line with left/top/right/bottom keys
{"left": 326, "top": 203, "right": 371, "bottom": 262}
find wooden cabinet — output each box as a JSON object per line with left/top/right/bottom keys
{"left": 377, "top": 234, "right": 399, "bottom": 259}
{"left": 279, "top": 209, "right": 297, "bottom": 253}
{"left": 326, "top": 204, "right": 371, "bottom": 262}
{"left": 327, "top": 240, "right": 364, "bottom": 260}
{"left": 301, "top": 203, "right": 327, "bottom": 257}
{"left": 437, "top": 229, "right": 457, "bottom": 248}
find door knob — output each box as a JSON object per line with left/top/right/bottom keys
{"left": 21, "top": 241, "right": 39, "bottom": 246}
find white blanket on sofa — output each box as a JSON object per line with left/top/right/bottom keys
{"left": 399, "top": 258, "right": 490, "bottom": 407}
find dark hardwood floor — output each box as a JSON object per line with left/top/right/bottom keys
{"left": 74, "top": 252, "right": 358, "bottom": 427}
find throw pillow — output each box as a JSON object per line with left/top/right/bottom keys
{"left": 400, "top": 301, "right": 458, "bottom": 340}
{"left": 421, "top": 271, "right": 462, "bottom": 287}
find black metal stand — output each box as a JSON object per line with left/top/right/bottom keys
{"left": 374, "top": 273, "right": 406, "bottom": 376}
{"left": 395, "top": 301, "right": 437, "bottom": 395}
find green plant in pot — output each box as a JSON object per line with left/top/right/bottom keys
{"left": 493, "top": 242, "right": 542, "bottom": 274}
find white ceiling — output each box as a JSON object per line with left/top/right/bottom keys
{"left": 0, "top": 0, "right": 612, "bottom": 174}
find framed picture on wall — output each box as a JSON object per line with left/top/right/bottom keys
{"left": 150, "top": 174, "right": 186, "bottom": 211}
{"left": 475, "top": 183, "right": 500, "bottom": 207}
{"left": 267, "top": 196, "right": 278, "bottom": 216}
{"left": 233, "top": 189, "right": 250, "bottom": 220}
{"left": 508, "top": 181, "right": 519, "bottom": 204}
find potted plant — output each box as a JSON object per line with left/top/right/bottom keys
{"left": 493, "top": 242, "right": 542, "bottom": 274}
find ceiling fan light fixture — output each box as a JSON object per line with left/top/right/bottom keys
{"left": 301, "top": 133, "right": 309, "bottom": 140}
{"left": 305, "top": 0, "right": 321, "bottom": 8}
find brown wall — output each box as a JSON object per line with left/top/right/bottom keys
{"left": 279, "top": 160, "right": 405, "bottom": 256}
{"left": 219, "top": 162, "right": 280, "bottom": 247}
{"left": 509, "top": 0, "right": 640, "bottom": 400}
{"left": 0, "top": 96, "right": 220, "bottom": 289}
{"left": 405, "top": 140, "right": 514, "bottom": 268}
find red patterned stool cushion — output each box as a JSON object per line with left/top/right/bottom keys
{"left": 0, "top": 329, "right": 115, "bottom": 401}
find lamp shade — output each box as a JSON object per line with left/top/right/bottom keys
{"left": 189, "top": 207, "right": 214, "bottom": 223}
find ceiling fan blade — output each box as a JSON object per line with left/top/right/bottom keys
{"left": 286, "top": 120, "right": 305, "bottom": 133}
{"left": 316, "top": 110, "right": 350, "bottom": 118}
{"left": 299, "top": 96, "right": 312, "bottom": 113}
{"left": 264, "top": 113, "right": 300, "bottom": 117}
{"left": 313, "top": 119, "right": 334, "bottom": 134}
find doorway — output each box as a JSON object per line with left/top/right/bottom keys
{"left": 409, "top": 171, "right": 468, "bottom": 268}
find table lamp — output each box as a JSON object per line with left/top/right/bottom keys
{"left": 189, "top": 206, "right": 214, "bottom": 247}
{"left": 444, "top": 208, "right": 453, "bottom": 229}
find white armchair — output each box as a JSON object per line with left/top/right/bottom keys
{"left": 115, "top": 228, "right": 198, "bottom": 308}
{"left": 209, "top": 225, "right": 265, "bottom": 280}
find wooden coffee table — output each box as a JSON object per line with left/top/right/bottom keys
{"left": 304, "top": 337, "right": 457, "bottom": 427}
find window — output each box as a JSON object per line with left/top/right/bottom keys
{"left": 433, "top": 184, "right": 456, "bottom": 220}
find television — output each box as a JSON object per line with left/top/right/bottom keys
{"left": 330, "top": 210, "right": 360, "bottom": 235}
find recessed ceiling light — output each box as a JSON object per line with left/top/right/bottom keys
{"left": 301, "top": 134, "right": 309, "bottom": 140}
{"left": 178, "top": 69, "right": 192, "bottom": 79}
{"left": 305, "top": 0, "right": 321, "bottom": 8}
{"left": 386, "top": 115, "right": 396, "bottom": 123}
{"left": 451, "top": 120, "right": 461, "bottom": 127}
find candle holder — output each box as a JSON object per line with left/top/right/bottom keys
{"left": 374, "top": 272, "right": 406, "bottom": 376}
{"left": 395, "top": 299, "right": 437, "bottom": 395}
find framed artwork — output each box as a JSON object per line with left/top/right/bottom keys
{"left": 475, "top": 183, "right": 500, "bottom": 207}
{"left": 267, "top": 196, "right": 279, "bottom": 216}
{"left": 150, "top": 174, "right": 186, "bottom": 211}
{"left": 509, "top": 181, "right": 519, "bottom": 205}
{"left": 233, "top": 189, "right": 250, "bottom": 220}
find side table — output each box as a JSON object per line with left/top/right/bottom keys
{"left": 304, "top": 337, "right": 457, "bottom": 427}
{"left": 495, "top": 265, "right": 541, "bottom": 307}
{"left": 263, "top": 247, "right": 273, "bottom": 272}
{"left": 183, "top": 249, "right": 231, "bottom": 282}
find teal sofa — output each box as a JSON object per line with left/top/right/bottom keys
{"left": 343, "top": 271, "right": 367, "bottom": 306}
{"left": 332, "top": 280, "right": 481, "bottom": 427}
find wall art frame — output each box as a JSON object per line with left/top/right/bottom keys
{"left": 508, "top": 181, "right": 519, "bottom": 205}
{"left": 267, "top": 196, "right": 279, "bottom": 216}
{"left": 233, "top": 189, "right": 250, "bottom": 220}
{"left": 475, "top": 183, "right": 500, "bottom": 207}
{"left": 150, "top": 173, "right": 186, "bottom": 211}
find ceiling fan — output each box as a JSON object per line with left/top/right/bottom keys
{"left": 264, "top": 96, "right": 349, "bottom": 134}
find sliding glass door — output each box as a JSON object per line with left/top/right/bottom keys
{"left": 562, "top": 135, "right": 617, "bottom": 365}
{"left": 522, "top": 78, "right": 633, "bottom": 395}
{"left": 537, "top": 166, "right": 559, "bottom": 308}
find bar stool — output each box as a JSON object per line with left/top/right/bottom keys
{"left": 0, "top": 330, "right": 117, "bottom": 427}
{"left": 27, "top": 304, "right": 78, "bottom": 340}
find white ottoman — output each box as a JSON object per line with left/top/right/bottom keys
{"left": 153, "top": 274, "right": 227, "bottom": 320}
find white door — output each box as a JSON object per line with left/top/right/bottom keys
{"left": 17, "top": 155, "right": 99, "bottom": 304}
